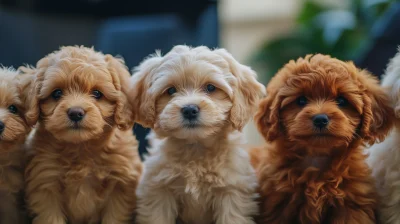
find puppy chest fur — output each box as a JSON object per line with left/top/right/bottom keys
{"left": 137, "top": 137, "right": 258, "bottom": 224}
{"left": 62, "top": 155, "right": 116, "bottom": 221}
{"left": 0, "top": 146, "right": 25, "bottom": 224}
{"left": 0, "top": 148, "right": 24, "bottom": 191}
{"left": 26, "top": 129, "right": 142, "bottom": 224}
{"left": 256, "top": 141, "right": 377, "bottom": 224}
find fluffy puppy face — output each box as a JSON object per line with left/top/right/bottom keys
{"left": 256, "top": 55, "right": 394, "bottom": 153}
{"left": 0, "top": 68, "right": 32, "bottom": 146}
{"left": 27, "top": 46, "right": 133, "bottom": 143}
{"left": 130, "top": 46, "right": 265, "bottom": 140}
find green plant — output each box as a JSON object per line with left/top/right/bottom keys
{"left": 252, "top": 0, "right": 395, "bottom": 81}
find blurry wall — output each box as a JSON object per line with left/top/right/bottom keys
{"left": 219, "top": 0, "right": 300, "bottom": 146}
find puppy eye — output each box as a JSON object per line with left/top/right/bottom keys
{"left": 92, "top": 90, "right": 103, "bottom": 99}
{"left": 205, "top": 84, "right": 216, "bottom": 93}
{"left": 296, "top": 96, "right": 308, "bottom": 107}
{"left": 51, "top": 89, "right": 63, "bottom": 100}
{"left": 8, "top": 105, "right": 18, "bottom": 114}
{"left": 167, "top": 87, "right": 177, "bottom": 95}
{"left": 336, "top": 96, "right": 348, "bottom": 107}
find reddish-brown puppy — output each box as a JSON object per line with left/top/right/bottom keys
{"left": 251, "top": 54, "right": 394, "bottom": 224}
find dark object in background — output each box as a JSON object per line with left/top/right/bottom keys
{"left": 356, "top": 2, "right": 400, "bottom": 78}
{"left": 2, "top": 0, "right": 209, "bottom": 20}
{"left": 0, "top": 0, "right": 219, "bottom": 158}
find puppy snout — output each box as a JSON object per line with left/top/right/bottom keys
{"left": 0, "top": 121, "right": 4, "bottom": 134}
{"left": 181, "top": 105, "right": 199, "bottom": 120}
{"left": 312, "top": 114, "right": 329, "bottom": 129}
{"left": 67, "top": 107, "right": 85, "bottom": 122}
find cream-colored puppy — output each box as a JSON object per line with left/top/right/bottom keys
{"left": 0, "top": 67, "right": 34, "bottom": 224}
{"left": 367, "top": 48, "right": 400, "bottom": 224}
{"left": 130, "top": 45, "right": 265, "bottom": 224}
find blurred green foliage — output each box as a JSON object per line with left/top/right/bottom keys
{"left": 252, "top": 0, "right": 396, "bottom": 81}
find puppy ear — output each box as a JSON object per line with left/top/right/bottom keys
{"left": 213, "top": 49, "right": 266, "bottom": 131}
{"left": 105, "top": 55, "right": 134, "bottom": 130}
{"left": 358, "top": 69, "right": 395, "bottom": 144}
{"left": 18, "top": 58, "right": 49, "bottom": 127}
{"left": 255, "top": 87, "right": 282, "bottom": 142}
{"left": 129, "top": 52, "right": 163, "bottom": 128}
{"left": 17, "top": 68, "right": 37, "bottom": 127}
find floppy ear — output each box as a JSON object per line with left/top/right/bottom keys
{"left": 213, "top": 49, "right": 266, "bottom": 131}
{"left": 358, "top": 69, "right": 395, "bottom": 144}
{"left": 18, "top": 58, "right": 49, "bottom": 127}
{"left": 129, "top": 52, "right": 163, "bottom": 128}
{"left": 255, "top": 87, "right": 282, "bottom": 142}
{"left": 17, "top": 67, "right": 37, "bottom": 127}
{"left": 105, "top": 55, "right": 134, "bottom": 130}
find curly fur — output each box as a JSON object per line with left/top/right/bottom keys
{"left": 0, "top": 67, "right": 34, "bottom": 224}
{"left": 367, "top": 48, "right": 400, "bottom": 224}
{"left": 22, "top": 46, "right": 142, "bottom": 224}
{"left": 250, "top": 54, "right": 394, "bottom": 224}
{"left": 130, "top": 45, "right": 265, "bottom": 224}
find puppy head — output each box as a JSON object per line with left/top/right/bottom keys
{"left": 256, "top": 54, "right": 394, "bottom": 152}
{"left": 26, "top": 46, "right": 133, "bottom": 143}
{"left": 382, "top": 48, "right": 400, "bottom": 121}
{"left": 130, "top": 45, "right": 265, "bottom": 140}
{"left": 0, "top": 67, "right": 32, "bottom": 146}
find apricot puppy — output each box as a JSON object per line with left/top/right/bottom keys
{"left": 23, "top": 46, "right": 142, "bottom": 224}
{"left": 0, "top": 67, "right": 34, "bottom": 224}
{"left": 130, "top": 45, "right": 265, "bottom": 224}
{"left": 251, "top": 54, "right": 394, "bottom": 224}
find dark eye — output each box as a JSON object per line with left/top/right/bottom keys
{"left": 92, "top": 90, "right": 103, "bottom": 99}
{"left": 8, "top": 105, "right": 18, "bottom": 114}
{"left": 51, "top": 89, "right": 63, "bottom": 100}
{"left": 336, "top": 96, "right": 348, "bottom": 107}
{"left": 296, "top": 96, "right": 308, "bottom": 107}
{"left": 167, "top": 87, "right": 177, "bottom": 95}
{"left": 205, "top": 84, "right": 216, "bottom": 93}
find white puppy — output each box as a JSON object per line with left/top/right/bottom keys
{"left": 129, "top": 45, "right": 265, "bottom": 224}
{"left": 367, "top": 47, "right": 400, "bottom": 224}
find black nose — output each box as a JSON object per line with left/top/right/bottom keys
{"left": 312, "top": 114, "right": 329, "bottom": 129}
{"left": 67, "top": 107, "right": 85, "bottom": 122}
{"left": 181, "top": 105, "right": 199, "bottom": 120}
{"left": 0, "top": 121, "right": 4, "bottom": 134}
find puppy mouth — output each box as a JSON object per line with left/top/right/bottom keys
{"left": 0, "top": 133, "right": 23, "bottom": 142}
{"left": 294, "top": 132, "right": 335, "bottom": 139}
{"left": 183, "top": 122, "right": 200, "bottom": 129}
{"left": 69, "top": 122, "right": 83, "bottom": 130}
{"left": 313, "top": 133, "right": 333, "bottom": 137}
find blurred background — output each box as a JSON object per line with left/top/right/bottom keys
{"left": 1, "top": 0, "right": 399, "bottom": 154}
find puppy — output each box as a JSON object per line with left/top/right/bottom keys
{"left": 130, "top": 45, "right": 265, "bottom": 224}
{"left": 250, "top": 54, "right": 394, "bottom": 224}
{"left": 367, "top": 48, "right": 400, "bottom": 224}
{"left": 0, "top": 67, "right": 34, "bottom": 224}
{"left": 23, "top": 46, "right": 142, "bottom": 224}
